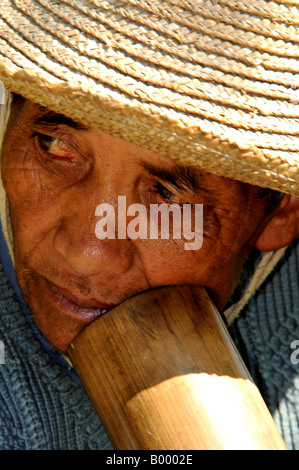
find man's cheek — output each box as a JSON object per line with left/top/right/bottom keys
{"left": 4, "top": 176, "right": 59, "bottom": 254}
{"left": 141, "top": 241, "right": 210, "bottom": 286}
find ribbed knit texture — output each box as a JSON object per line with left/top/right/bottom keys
{"left": 0, "top": 261, "right": 113, "bottom": 450}
{"left": 229, "top": 239, "right": 299, "bottom": 450}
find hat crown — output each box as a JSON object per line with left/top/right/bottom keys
{"left": 0, "top": 0, "right": 298, "bottom": 195}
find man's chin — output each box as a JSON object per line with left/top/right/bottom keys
{"left": 21, "top": 285, "right": 98, "bottom": 353}
{"left": 33, "top": 313, "right": 89, "bottom": 353}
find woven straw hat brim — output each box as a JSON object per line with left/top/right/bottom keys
{"left": 0, "top": 0, "right": 299, "bottom": 195}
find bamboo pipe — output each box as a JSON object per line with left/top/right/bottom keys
{"left": 68, "top": 285, "right": 287, "bottom": 450}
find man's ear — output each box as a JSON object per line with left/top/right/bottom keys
{"left": 255, "top": 195, "right": 299, "bottom": 251}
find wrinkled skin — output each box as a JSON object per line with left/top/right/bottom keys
{"left": 1, "top": 99, "right": 275, "bottom": 352}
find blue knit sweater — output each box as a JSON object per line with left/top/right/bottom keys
{"left": 229, "top": 241, "right": 299, "bottom": 450}
{"left": 0, "top": 259, "right": 113, "bottom": 450}
{"left": 0, "top": 240, "right": 298, "bottom": 449}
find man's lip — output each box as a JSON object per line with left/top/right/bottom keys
{"left": 47, "top": 279, "right": 114, "bottom": 309}
{"left": 44, "top": 279, "right": 115, "bottom": 322}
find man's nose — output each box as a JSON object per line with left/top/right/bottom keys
{"left": 52, "top": 211, "right": 134, "bottom": 277}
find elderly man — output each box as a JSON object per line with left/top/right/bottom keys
{"left": 0, "top": 0, "right": 298, "bottom": 450}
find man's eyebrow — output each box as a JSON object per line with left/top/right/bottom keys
{"left": 33, "top": 108, "right": 90, "bottom": 131}
{"left": 142, "top": 162, "right": 201, "bottom": 193}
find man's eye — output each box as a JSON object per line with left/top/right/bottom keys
{"left": 155, "top": 182, "right": 174, "bottom": 201}
{"left": 35, "top": 133, "right": 79, "bottom": 162}
{"left": 154, "top": 182, "right": 183, "bottom": 203}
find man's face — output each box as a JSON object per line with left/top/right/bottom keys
{"left": 2, "top": 99, "right": 272, "bottom": 352}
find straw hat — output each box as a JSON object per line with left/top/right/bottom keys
{"left": 0, "top": 0, "right": 298, "bottom": 195}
